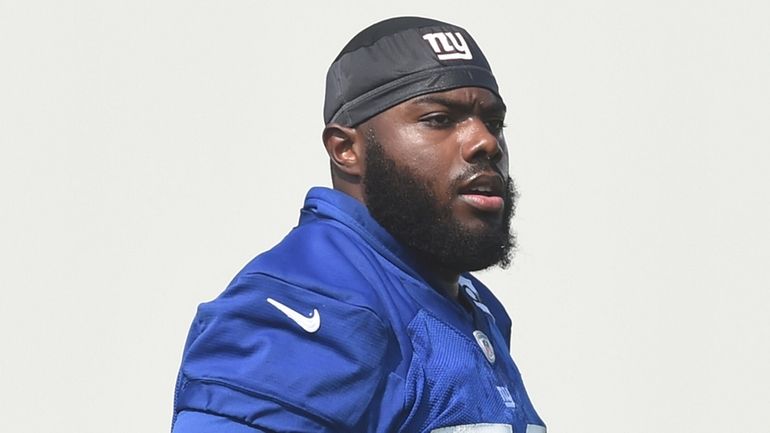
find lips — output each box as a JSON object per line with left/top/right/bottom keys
{"left": 457, "top": 173, "right": 505, "bottom": 212}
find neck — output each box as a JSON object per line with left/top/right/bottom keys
{"left": 421, "top": 262, "right": 461, "bottom": 301}
{"left": 331, "top": 173, "right": 365, "bottom": 203}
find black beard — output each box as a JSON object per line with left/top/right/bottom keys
{"left": 362, "top": 132, "right": 516, "bottom": 273}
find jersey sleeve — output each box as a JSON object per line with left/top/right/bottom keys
{"left": 172, "top": 411, "right": 267, "bottom": 433}
{"left": 172, "top": 273, "right": 391, "bottom": 433}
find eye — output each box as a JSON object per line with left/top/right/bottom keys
{"left": 420, "top": 113, "right": 455, "bottom": 129}
{"left": 485, "top": 118, "right": 507, "bottom": 134}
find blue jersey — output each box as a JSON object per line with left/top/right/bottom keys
{"left": 172, "top": 187, "right": 545, "bottom": 433}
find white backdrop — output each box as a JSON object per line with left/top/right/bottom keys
{"left": 1, "top": 1, "right": 768, "bottom": 432}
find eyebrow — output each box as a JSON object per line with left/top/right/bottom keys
{"left": 410, "top": 94, "right": 506, "bottom": 114}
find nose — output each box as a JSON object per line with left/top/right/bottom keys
{"left": 460, "top": 118, "right": 503, "bottom": 164}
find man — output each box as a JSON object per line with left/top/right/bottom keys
{"left": 171, "top": 16, "right": 545, "bottom": 433}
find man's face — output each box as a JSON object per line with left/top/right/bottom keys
{"left": 361, "top": 87, "right": 516, "bottom": 273}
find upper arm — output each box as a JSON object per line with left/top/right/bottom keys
{"left": 173, "top": 274, "right": 391, "bottom": 432}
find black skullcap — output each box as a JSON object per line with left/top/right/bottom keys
{"left": 324, "top": 16, "right": 503, "bottom": 126}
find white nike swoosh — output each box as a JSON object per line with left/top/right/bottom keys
{"left": 266, "top": 297, "right": 321, "bottom": 333}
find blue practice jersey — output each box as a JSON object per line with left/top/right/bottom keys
{"left": 172, "top": 187, "right": 545, "bottom": 433}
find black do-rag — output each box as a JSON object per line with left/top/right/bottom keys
{"left": 324, "top": 16, "right": 503, "bottom": 127}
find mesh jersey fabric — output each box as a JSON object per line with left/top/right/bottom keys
{"left": 171, "top": 187, "right": 545, "bottom": 433}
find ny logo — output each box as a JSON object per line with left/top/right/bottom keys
{"left": 422, "top": 32, "right": 473, "bottom": 60}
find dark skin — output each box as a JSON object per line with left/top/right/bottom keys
{"left": 322, "top": 87, "right": 509, "bottom": 300}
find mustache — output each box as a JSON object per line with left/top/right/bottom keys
{"left": 450, "top": 160, "right": 508, "bottom": 191}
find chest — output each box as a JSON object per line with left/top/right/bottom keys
{"left": 395, "top": 308, "right": 539, "bottom": 433}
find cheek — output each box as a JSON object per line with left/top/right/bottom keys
{"left": 386, "top": 128, "right": 456, "bottom": 172}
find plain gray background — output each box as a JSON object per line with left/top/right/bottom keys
{"left": 1, "top": 1, "right": 768, "bottom": 432}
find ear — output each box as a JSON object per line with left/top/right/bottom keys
{"left": 322, "top": 123, "right": 365, "bottom": 178}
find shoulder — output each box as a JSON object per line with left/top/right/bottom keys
{"left": 175, "top": 220, "right": 397, "bottom": 431}
{"left": 237, "top": 217, "right": 393, "bottom": 310}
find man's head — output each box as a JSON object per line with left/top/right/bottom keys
{"left": 322, "top": 17, "right": 516, "bottom": 273}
